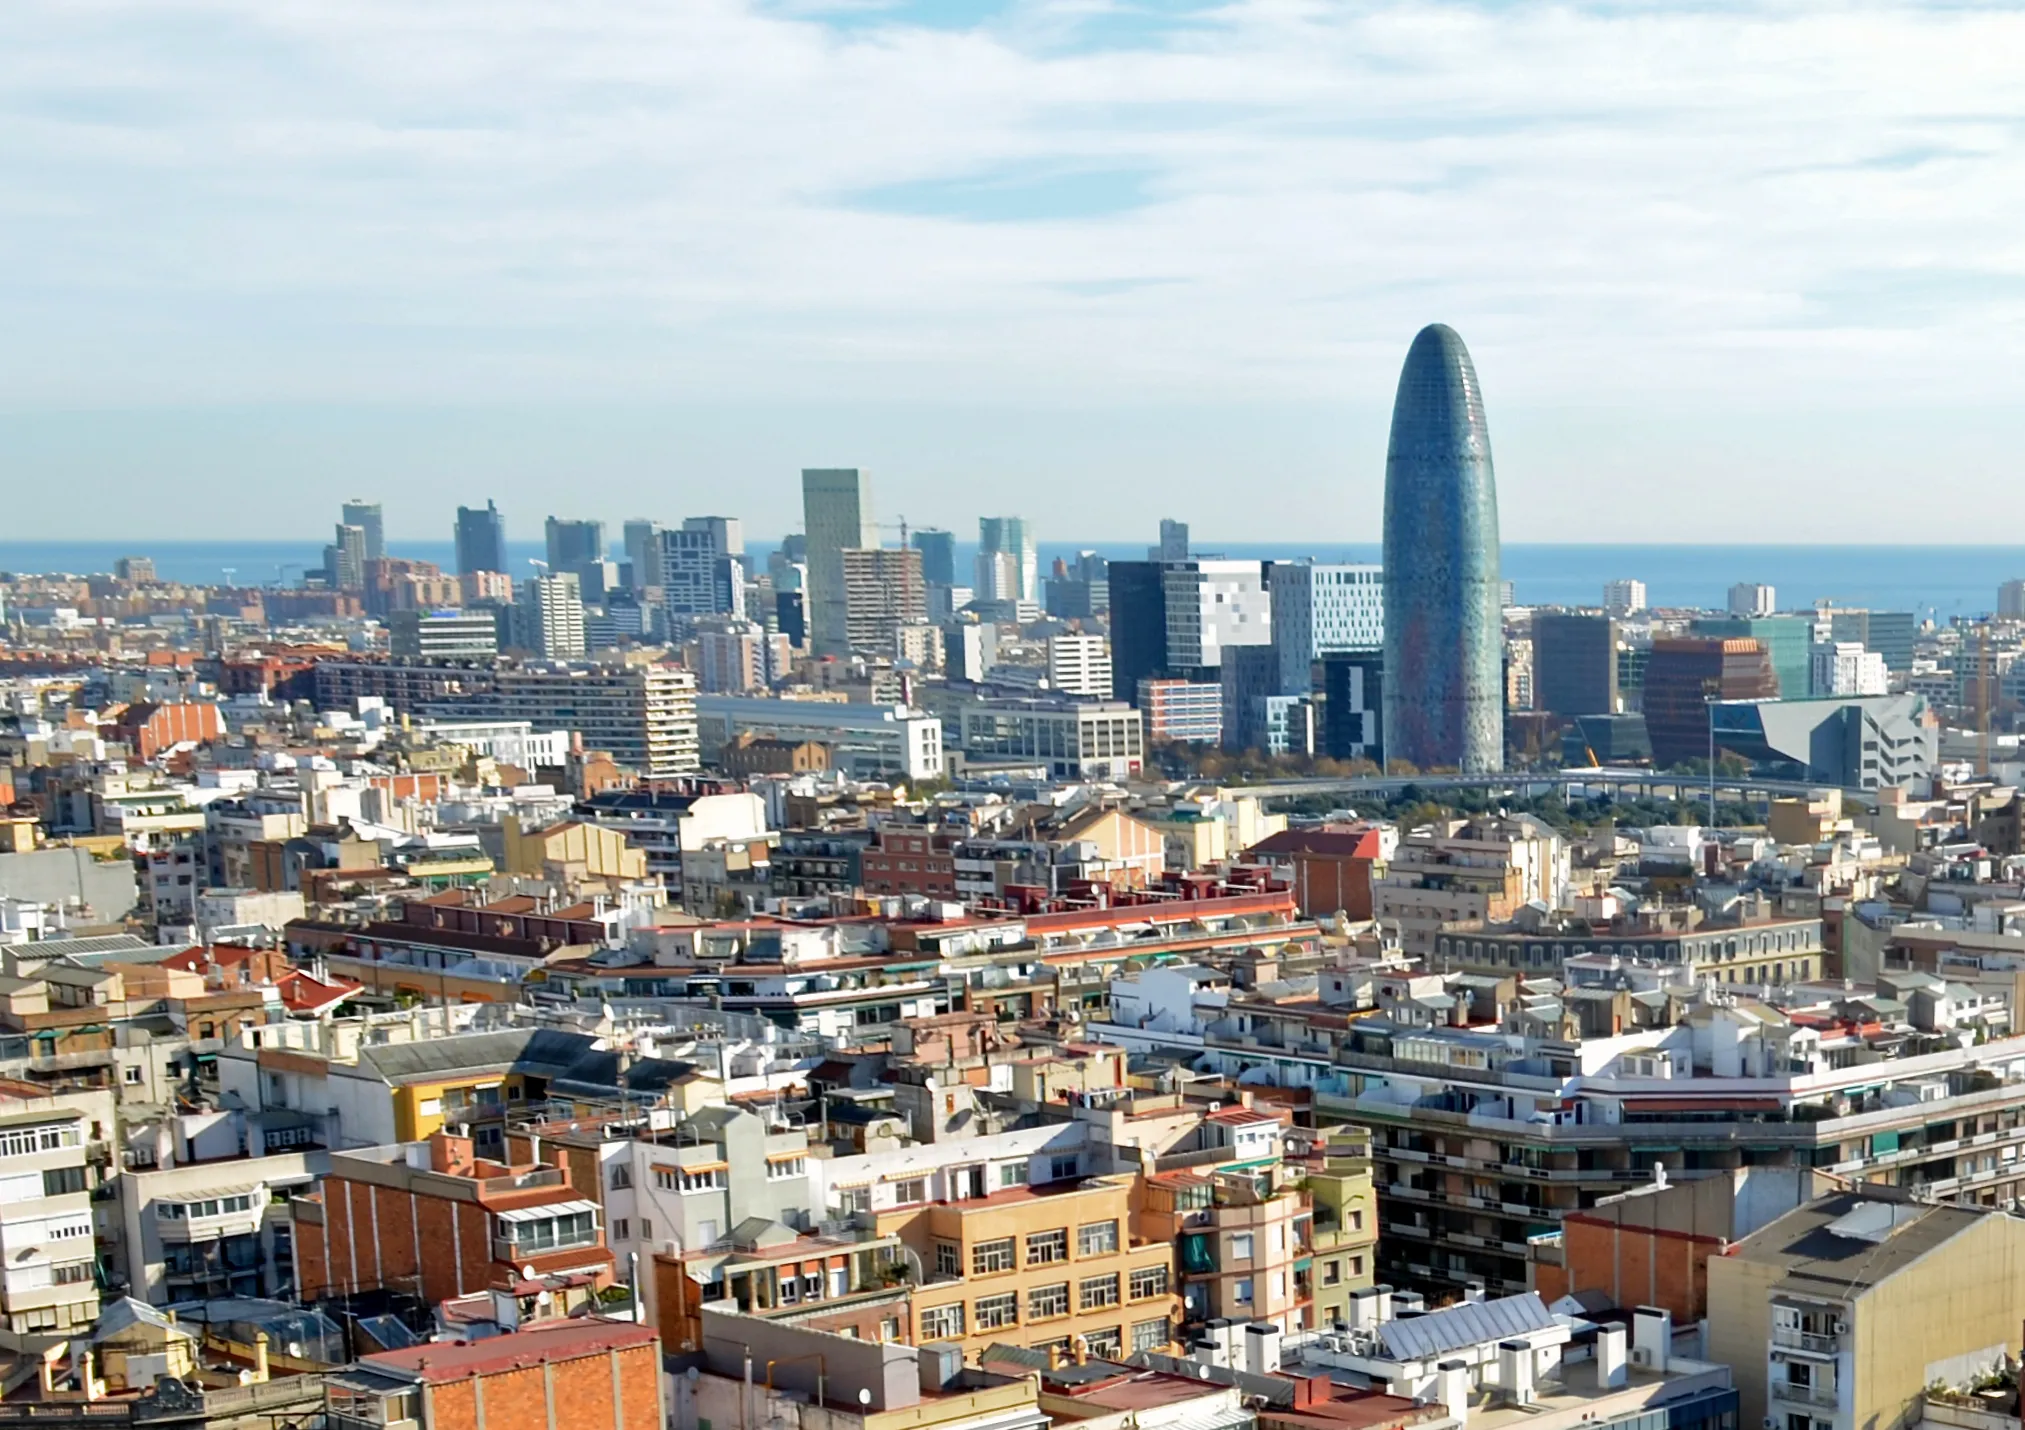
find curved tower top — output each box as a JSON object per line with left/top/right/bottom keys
{"left": 1381, "top": 323, "right": 1504, "bottom": 774}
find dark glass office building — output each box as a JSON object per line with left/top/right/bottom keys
{"left": 455, "top": 500, "right": 509, "bottom": 576}
{"left": 1381, "top": 324, "right": 1504, "bottom": 773}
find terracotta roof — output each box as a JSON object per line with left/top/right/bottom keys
{"left": 362, "top": 1319, "right": 657, "bottom": 1383}
{"left": 1249, "top": 828, "right": 1384, "bottom": 859}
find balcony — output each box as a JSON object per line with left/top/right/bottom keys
{"left": 1773, "top": 1327, "right": 1841, "bottom": 1355}
{"left": 1773, "top": 1381, "right": 1839, "bottom": 1408}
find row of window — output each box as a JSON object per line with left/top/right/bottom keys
{"left": 918, "top": 1265, "right": 1169, "bottom": 1337}
{"left": 0, "top": 1124, "right": 81, "bottom": 1159}
{"left": 158, "top": 1195, "right": 254, "bottom": 1221}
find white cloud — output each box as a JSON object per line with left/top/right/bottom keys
{"left": 2, "top": 0, "right": 2024, "bottom": 536}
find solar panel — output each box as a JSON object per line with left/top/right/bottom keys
{"left": 1376, "top": 1292, "right": 1556, "bottom": 1362}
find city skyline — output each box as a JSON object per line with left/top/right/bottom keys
{"left": 8, "top": 2, "right": 2025, "bottom": 539}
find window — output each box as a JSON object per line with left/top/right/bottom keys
{"left": 672, "top": 1167, "right": 727, "bottom": 1193}
{"left": 1078, "top": 1220, "right": 1119, "bottom": 1257}
{"left": 1348, "top": 1255, "right": 1364, "bottom": 1277}
{"left": 1027, "top": 1229, "right": 1067, "bottom": 1265}
{"left": 1132, "top": 1318, "right": 1170, "bottom": 1353}
{"left": 1230, "top": 1232, "right": 1255, "bottom": 1261}
{"left": 1234, "top": 1278, "right": 1254, "bottom": 1305}
{"left": 768, "top": 1156, "right": 808, "bottom": 1180}
{"left": 999, "top": 1162, "right": 1029, "bottom": 1189}
{"left": 919, "top": 1303, "right": 965, "bottom": 1340}
{"left": 612, "top": 1219, "right": 630, "bottom": 1241}
{"left": 1130, "top": 1265, "right": 1169, "bottom": 1300}
{"left": 1324, "top": 1260, "right": 1341, "bottom": 1286}
{"left": 1049, "top": 1154, "right": 1079, "bottom": 1181}
{"left": 610, "top": 1166, "right": 633, "bottom": 1190}
{"left": 975, "top": 1293, "right": 1018, "bottom": 1330}
{"left": 42, "top": 1167, "right": 87, "bottom": 1198}
{"left": 893, "top": 1178, "right": 928, "bottom": 1205}
{"left": 1083, "top": 1326, "right": 1122, "bottom": 1359}
{"left": 839, "top": 1187, "right": 870, "bottom": 1215}
{"left": 52, "top": 1263, "right": 92, "bottom": 1286}
{"left": 935, "top": 1242, "right": 961, "bottom": 1278}
{"left": 1350, "top": 1208, "right": 1364, "bottom": 1231}
{"left": 0, "top": 1124, "right": 80, "bottom": 1159}
{"left": 972, "top": 1237, "right": 1015, "bottom": 1275}
{"left": 880, "top": 1318, "right": 902, "bottom": 1342}
{"left": 1029, "top": 1282, "right": 1070, "bottom": 1319}
{"left": 1079, "top": 1273, "right": 1120, "bottom": 1310}
{"left": 641, "top": 1219, "right": 653, "bottom": 1240}
{"left": 123, "top": 1066, "right": 143, "bottom": 1086}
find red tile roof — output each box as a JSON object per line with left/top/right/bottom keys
{"left": 361, "top": 1319, "right": 657, "bottom": 1383}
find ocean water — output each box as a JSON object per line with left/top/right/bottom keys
{"left": 1, "top": 539, "right": 2021, "bottom": 619}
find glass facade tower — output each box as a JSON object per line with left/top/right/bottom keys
{"left": 1381, "top": 324, "right": 1503, "bottom": 773}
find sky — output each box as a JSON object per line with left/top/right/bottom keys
{"left": 5, "top": 0, "right": 2025, "bottom": 543}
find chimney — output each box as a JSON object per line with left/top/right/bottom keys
{"left": 1462, "top": 1281, "right": 1486, "bottom": 1304}
{"left": 1244, "top": 1321, "right": 1282, "bottom": 1375}
{"left": 1596, "top": 1325, "right": 1628, "bottom": 1390}
{"left": 1373, "top": 1285, "right": 1394, "bottom": 1324}
{"left": 1632, "top": 1307, "right": 1671, "bottom": 1374}
{"left": 1497, "top": 1341, "right": 1534, "bottom": 1406}
{"left": 1436, "top": 1359, "right": 1471, "bottom": 1425}
{"left": 253, "top": 1331, "right": 271, "bottom": 1383}
{"left": 1047, "top": 1344, "right": 1065, "bottom": 1372}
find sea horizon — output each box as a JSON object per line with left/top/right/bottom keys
{"left": 3, "top": 538, "right": 2023, "bottom": 618}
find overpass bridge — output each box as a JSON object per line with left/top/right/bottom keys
{"left": 1215, "top": 768, "right": 1881, "bottom": 813}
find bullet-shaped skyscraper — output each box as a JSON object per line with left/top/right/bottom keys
{"left": 1381, "top": 324, "right": 1503, "bottom": 773}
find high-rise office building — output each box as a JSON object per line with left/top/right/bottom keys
{"left": 978, "top": 517, "right": 1038, "bottom": 605}
{"left": 1644, "top": 636, "right": 1778, "bottom": 767}
{"left": 1320, "top": 651, "right": 1384, "bottom": 762}
{"left": 1728, "top": 582, "right": 1776, "bottom": 617}
{"left": 802, "top": 469, "right": 877, "bottom": 658}
{"left": 1603, "top": 579, "right": 1647, "bottom": 617}
{"left": 544, "top": 517, "right": 605, "bottom": 572}
{"left": 1163, "top": 561, "right": 1272, "bottom": 670}
{"left": 1152, "top": 518, "right": 1189, "bottom": 562}
{"left": 841, "top": 547, "right": 927, "bottom": 654}
{"left": 2000, "top": 580, "right": 2025, "bottom": 621}
{"left": 342, "top": 500, "right": 385, "bottom": 561}
{"left": 659, "top": 520, "right": 746, "bottom": 621}
{"left": 1045, "top": 551, "right": 1109, "bottom": 620}
{"left": 1381, "top": 323, "right": 1503, "bottom": 773}
{"left": 326, "top": 523, "right": 368, "bottom": 590}
{"left": 1693, "top": 615, "right": 1814, "bottom": 699}
{"left": 622, "top": 519, "right": 663, "bottom": 593}
{"left": 455, "top": 501, "right": 508, "bottom": 576}
{"left": 1532, "top": 613, "right": 1618, "bottom": 718}
{"left": 911, "top": 529, "right": 958, "bottom": 588}
{"left": 515, "top": 572, "right": 587, "bottom": 660}
{"left": 1047, "top": 634, "right": 1112, "bottom": 698}
{"left": 1270, "top": 562, "right": 1384, "bottom": 698}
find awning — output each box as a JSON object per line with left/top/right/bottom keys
{"left": 659, "top": 1160, "right": 728, "bottom": 1175}
{"left": 1623, "top": 1096, "right": 1783, "bottom": 1113}
{"left": 494, "top": 1199, "right": 599, "bottom": 1223}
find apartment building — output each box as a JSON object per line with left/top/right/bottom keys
{"left": 876, "top": 1170, "right": 1181, "bottom": 1362}
{"left": 1047, "top": 635, "right": 1113, "bottom": 698}
{"left": 1433, "top": 912, "right": 1827, "bottom": 986}
{"left": 293, "top": 1131, "right": 613, "bottom": 1306}
{"left": 1709, "top": 1189, "right": 2025, "bottom": 1430}
{"left": 1304, "top": 982, "right": 2025, "bottom": 1300}
{"left": 1143, "top": 1160, "right": 1311, "bottom": 1332}
{"left": 481, "top": 665, "right": 699, "bottom": 777}
{"left": 1372, "top": 816, "right": 1568, "bottom": 956}
{"left": 1305, "top": 1130, "right": 1380, "bottom": 1330}
{"left": 114, "top": 1113, "right": 325, "bottom": 1305}
{"left": 0, "top": 1084, "right": 104, "bottom": 1335}
{"left": 328, "top": 1320, "right": 663, "bottom": 1430}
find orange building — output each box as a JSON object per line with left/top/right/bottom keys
{"left": 329, "top": 1321, "right": 662, "bottom": 1430}
{"left": 875, "top": 1172, "right": 1180, "bottom": 1363}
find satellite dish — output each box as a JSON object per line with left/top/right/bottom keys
{"left": 522, "top": 1265, "right": 537, "bottom": 1279}
{"left": 857, "top": 1390, "right": 872, "bottom": 1407}
{"left": 287, "top": 1342, "right": 305, "bottom": 1358}
{"left": 685, "top": 1368, "right": 701, "bottom": 1384}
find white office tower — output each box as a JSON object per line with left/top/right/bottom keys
{"left": 518, "top": 572, "right": 587, "bottom": 659}
{"left": 1163, "top": 561, "right": 1272, "bottom": 669}
{"left": 802, "top": 469, "right": 877, "bottom": 658}
{"left": 1811, "top": 641, "right": 1888, "bottom": 697}
{"left": 1728, "top": 582, "right": 1776, "bottom": 618}
{"left": 979, "top": 516, "right": 1038, "bottom": 605}
{"left": 1270, "top": 562, "right": 1384, "bottom": 696}
{"left": 1047, "top": 634, "right": 1113, "bottom": 698}
{"left": 1604, "top": 579, "right": 1647, "bottom": 618}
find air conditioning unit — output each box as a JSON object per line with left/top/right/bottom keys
{"left": 1763, "top": 1418, "right": 1778, "bottom": 1428}
{"left": 1630, "top": 1348, "right": 1654, "bottom": 1368}
{"left": 1834, "top": 1321, "right": 1850, "bottom": 1334}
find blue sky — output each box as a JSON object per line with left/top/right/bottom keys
{"left": 4, "top": 0, "right": 2025, "bottom": 543}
